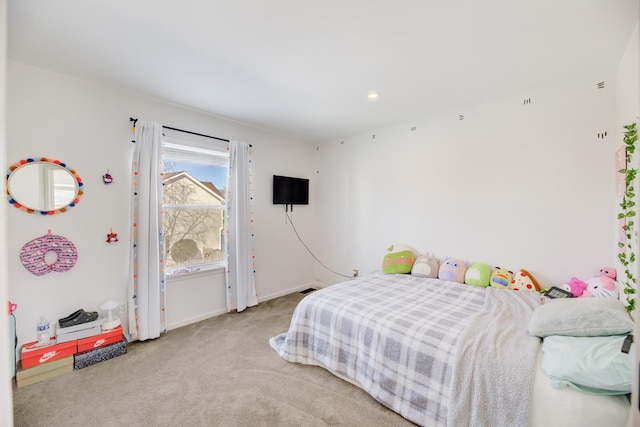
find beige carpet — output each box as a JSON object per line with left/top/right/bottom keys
{"left": 12, "top": 291, "right": 415, "bottom": 426}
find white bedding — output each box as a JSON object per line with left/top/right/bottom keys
{"left": 447, "top": 281, "right": 542, "bottom": 426}
{"left": 270, "top": 272, "right": 632, "bottom": 426}
{"left": 530, "top": 350, "right": 631, "bottom": 427}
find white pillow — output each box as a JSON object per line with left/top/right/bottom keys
{"left": 541, "top": 335, "right": 634, "bottom": 395}
{"left": 528, "top": 298, "right": 633, "bottom": 337}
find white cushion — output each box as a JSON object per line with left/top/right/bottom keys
{"left": 541, "top": 335, "right": 634, "bottom": 395}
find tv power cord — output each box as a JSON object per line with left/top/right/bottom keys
{"left": 285, "top": 209, "right": 353, "bottom": 279}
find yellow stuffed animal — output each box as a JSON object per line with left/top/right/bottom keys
{"left": 489, "top": 267, "right": 512, "bottom": 289}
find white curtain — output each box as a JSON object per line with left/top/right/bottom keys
{"left": 225, "top": 140, "right": 257, "bottom": 312}
{"left": 128, "top": 120, "right": 166, "bottom": 340}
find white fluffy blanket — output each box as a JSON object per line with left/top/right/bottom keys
{"left": 447, "top": 287, "right": 543, "bottom": 427}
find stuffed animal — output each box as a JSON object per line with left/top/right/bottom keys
{"left": 560, "top": 277, "right": 587, "bottom": 297}
{"left": 382, "top": 244, "right": 416, "bottom": 274}
{"left": 411, "top": 254, "right": 439, "bottom": 278}
{"left": 464, "top": 262, "right": 491, "bottom": 287}
{"left": 489, "top": 267, "right": 512, "bottom": 289}
{"left": 438, "top": 258, "right": 467, "bottom": 283}
{"left": 598, "top": 266, "right": 617, "bottom": 280}
{"left": 509, "top": 269, "right": 541, "bottom": 292}
{"left": 579, "top": 267, "right": 619, "bottom": 299}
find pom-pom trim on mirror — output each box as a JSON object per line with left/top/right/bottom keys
{"left": 5, "top": 157, "right": 84, "bottom": 215}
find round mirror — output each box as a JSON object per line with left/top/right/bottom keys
{"left": 6, "top": 157, "right": 84, "bottom": 215}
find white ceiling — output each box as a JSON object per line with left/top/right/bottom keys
{"left": 7, "top": 1, "right": 639, "bottom": 143}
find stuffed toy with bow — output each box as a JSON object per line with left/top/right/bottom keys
{"left": 560, "top": 277, "right": 587, "bottom": 297}
{"left": 578, "top": 267, "right": 619, "bottom": 299}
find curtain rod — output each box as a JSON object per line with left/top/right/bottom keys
{"left": 130, "top": 117, "right": 231, "bottom": 143}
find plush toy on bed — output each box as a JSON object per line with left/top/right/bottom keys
{"left": 411, "top": 254, "right": 440, "bottom": 278}
{"left": 559, "top": 277, "right": 587, "bottom": 297}
{"left": 438, "top": 258, "right": 467, "bottom": 283}
{"left": 578, "top": 267, "right": 619, "bottom": 299}
{"left": 464, "top": 262, "right": 491, "bottom": 287}
{"left": 509, "top": 269, "right": 541, "bottom": 292}
{"left": 382, "top": 244, "right": 416, "bottom": 274}
{"left": 489, "top": 267, "right": 513, "bottom": 289}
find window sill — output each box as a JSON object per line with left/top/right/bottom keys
{"left": 166, "top": 265, "right": 225, "bottom": 283}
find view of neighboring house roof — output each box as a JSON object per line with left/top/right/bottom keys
{"left": 201, "top": 182, "right": 224, "bottom": 199}
{"left": 162, "top": 171, "right": 225, "bottom": 201}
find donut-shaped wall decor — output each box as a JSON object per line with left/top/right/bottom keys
{"left": 20, "top": 230, "right": 78, "bottom": 276}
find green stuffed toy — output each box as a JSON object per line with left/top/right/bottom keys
{"left": 464, "top": 262, "right": 491, "bottom": 287}
{"left": 382, "top": 244, "right": 416, "bottom": 274}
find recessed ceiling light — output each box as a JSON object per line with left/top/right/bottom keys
{"left": 368, "top": 92, "right": 379, "bottom": 100}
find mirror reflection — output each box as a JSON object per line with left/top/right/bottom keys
{"left": 6, "top": 158, "right": 83, "bottom": 215}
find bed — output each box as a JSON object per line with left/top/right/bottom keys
{"left": 270, "top": 272, "right": 632, "bottom": 427}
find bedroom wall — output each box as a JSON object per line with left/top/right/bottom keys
{"left": 617, "top": 22, "right": 640, "bottom": 427}
{"left": 6, "top": 61, "right": 317, "bottom": 351}
{"left": 0, "top": 0, "right": 14, "bottom": 424}
{"left": 313, "top": 71, "right": 620, "bottom": 289}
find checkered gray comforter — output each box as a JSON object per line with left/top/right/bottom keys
{"left": 270, "top": 272, "right": 506, "bottom": 426}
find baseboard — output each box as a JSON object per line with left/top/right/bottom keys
{"left": 257, "top": 281, "right": 322, "bottom": 303}
{"left": 166, "top": 281, "right": 323, "bottom": 331}
{"left": 167, "top": 308, "right": 228, "bottom": 331}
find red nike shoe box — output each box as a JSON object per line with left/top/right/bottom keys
{"left": 77, "top": 325, "right": 123, "bottom": 352}
{"left": 20, "top": 338, "right": 77, "bottom": 369}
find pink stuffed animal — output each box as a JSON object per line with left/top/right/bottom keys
{"left": 578, "top": 267, "right": 619, "bottom": 299}
{"left": 560, "top": 277, "right": 587, "bottom": 297}
{"left": 438, "top": 258, "right": 467, "bottom": 283}
{"left": 598, "top": 267, "right": 617, "bottom": 280}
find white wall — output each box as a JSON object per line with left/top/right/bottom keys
{"left": 6, "top": 62, "right": 316, "bottom": 351}
{"left": 617, "top": 22, "right": 640, "bottom": 427}
{"left": 314, "top": 72, "right": 619, "bottom": 289}
{"left": 0, "top": 0, "right": 14, "bottom": 424}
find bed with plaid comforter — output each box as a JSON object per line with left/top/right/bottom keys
{"left": 270, "top": 272, "right": 543, "bottom": 426}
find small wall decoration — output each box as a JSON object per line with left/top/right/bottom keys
{"left": 20, "top": 230, "right": 78, "bottom": 276}
{"left": 103, "top": 170, "right": 114, "bottom": 184}
{"left": 106, "top": 228, "right": 119, "bottom": 244}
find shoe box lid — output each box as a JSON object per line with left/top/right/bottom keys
{"left": 77, "top": 325, "right": 123, "bottom": 352}
{"left": 56, "top": 318, "right": 102, "bottom": 335}
{"left": 20, "top": 338, "right": 77, "bottom": 369}
{"left": 56, "top": 325, "right": 102, "bottom": 344}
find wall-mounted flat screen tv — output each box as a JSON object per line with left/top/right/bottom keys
{"left": 273, "top": 175, "right": 309, "bottom": 205}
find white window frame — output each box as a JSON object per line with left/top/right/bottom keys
{"left": 161, "top": 131, "right": 229, "bottom": 278}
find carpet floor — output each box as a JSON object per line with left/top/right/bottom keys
{"left": 12, "top": 291, "right": 415, "bottom": 426}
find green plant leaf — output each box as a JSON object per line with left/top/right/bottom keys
{"left": 619, "top": 123, "right": 638, "bottom": 308}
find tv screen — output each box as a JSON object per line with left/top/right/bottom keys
{"left": 273, "top": 175, "right": 309, "bottom": 205}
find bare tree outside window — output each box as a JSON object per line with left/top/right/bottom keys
{"left": 162, "top": 157, "right": 228, "bottom": 276}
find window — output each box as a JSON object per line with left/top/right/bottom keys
{"left": 161, "top": 132, "right": 229, "bottom": 277}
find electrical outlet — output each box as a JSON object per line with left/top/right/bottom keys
{"left": 353, "top": 269, "right": 359, "bottom": 278}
